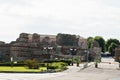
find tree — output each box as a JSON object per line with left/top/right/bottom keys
{"left": 24, "top": 59, "right": 39, "bottom": 69}
{"left": 108, "top": 43, "right": 118, "bottom": 56}
{"left": 94, "top": 58, "right": 99, "bottom": 68}
{"left": 73, "top": 56, "right": 80, "bottom": 67}
{"left": 94, "top": 36, "right": 105, "bottom": 52}
{"left": 106, "top": 38, "right": 119, "bottom": 51}
{"left": 87, "top": 37, "right": 94, "bottom": 49}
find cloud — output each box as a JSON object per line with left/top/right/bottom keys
{"left": 0, "top": 0, "right": 120, "bottom": 42}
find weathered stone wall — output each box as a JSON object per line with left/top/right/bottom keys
{"left": 0, "top": 43, "right": 10, "bottom": 62}
{"left": 0, "top": 33, "right": 89, "bottom": 62}
{"left": 10, "top": 33, "right": 52, "bottom": 61}
{"left": 77, "top": 35, "right": 88, "bottom": 49}
{"left": 16, "top": 33, "right": 29, "bottom": 42}
{"left": 32, "top": 33, "right": 40, "bottom": 43}
{"left": 0, "top": 41, "right": 5, "bottom": 45}
{"left": 10, "top": 42, "right": 31, "bottom": 61}
{"left": 115, "top": 47, "right": 120, "bottom": 62}
{"left": 93, "top": 47, "right": 101, "bottom": 61}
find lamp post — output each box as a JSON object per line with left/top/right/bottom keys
{"left": 84, "top": 50, "right": 89, "bottom": 62}
{"left": 44, "top": 46, "right": 53, "bottom": 59}
{"left": 48, "top": 46, "right": 53, "bottom": 60}
{"left": 10, "top": 57, "right": 13, "bottom": 68}
{"left": 70, "top": 48, "right": 77, "bottom": 66}
{"left": 44, "top": 46, "right": 53, "bottom": 71}
{"left": 84, "top": 50, "right": 89, "bottom": 68}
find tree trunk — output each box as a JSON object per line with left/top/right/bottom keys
{"left": 76, "top": 63, "right": 79, "bottom": 67}
{"left": 95, "top": 63, "right": 98, "bottom": 68}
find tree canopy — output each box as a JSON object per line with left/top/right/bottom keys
{"left": 94, "top": 36, "right": 105, "bottom": 52}
{"left": 87, "top": 37, "right": 94, "bottom": 48}
{"left": 108, "top": 42, "right": 118, "bottom": 56}
{"left": 87, "top": 36, "right": 105, "bottom": 52}
{"left": 106, "top": 38, "right": 119, "bottom": 51}
{"left": 87, "top": 36, "right": 120, "bottom": 56}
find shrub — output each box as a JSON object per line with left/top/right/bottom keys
{"left": 60, "top": 60, "right": 71, "bottom": 66}
{"left": 59, "top": 62, "right": 67, "bottom": 69}
{"left": 0, "top": 63, "right": 25, "bottom": 66}
{"left": 43, "top": 60, "right": 71, "bottom": 65}
{"left": 24, "top": 59, "right": 39, "bottom": 69}
{"left": 39, "top": 63, "right": 46, "bottom": 67}
{"left": 47, "top": 62, "right": 67, "bottom": 70}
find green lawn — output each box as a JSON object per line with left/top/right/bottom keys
{"left": 0, "top": 66, "right": 47, "bottom": 72}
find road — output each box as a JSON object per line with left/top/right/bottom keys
{"left": 0, "top": 57, "right": 119, "bottom": 80}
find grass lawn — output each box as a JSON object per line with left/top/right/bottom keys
{"left": 0, "top": 66, "right": 47, "bottom": 73}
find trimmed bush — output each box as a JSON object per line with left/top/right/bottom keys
{"left": 39, "top": 63, "right": 46, "bottom": 67}
{"left": 44, "top": 60, "right": 71, "bottom": 65}
{"left": 0, "top": 63, "right": 25, "bottom": 66}
{"left": 47, "top": 62, "right": 67, "bottom": 70}
{"left": 60, "top": 60, "right": 71, "bottom": 65}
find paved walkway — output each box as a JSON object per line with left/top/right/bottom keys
{"left": 41, "top": 62, "right": 120, "bottom": 80}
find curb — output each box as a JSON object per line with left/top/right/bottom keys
{"left": 78, "top": 62, "right": 94, "bottom": 71}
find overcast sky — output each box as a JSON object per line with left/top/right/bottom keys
{"left": 0, "top": 0, "right": 120, "bottom": 43}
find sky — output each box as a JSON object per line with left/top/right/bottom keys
{"left": 0, "top": 0, "right": 120, "bottom": 43}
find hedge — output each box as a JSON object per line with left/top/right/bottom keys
{"left": 43, "top": 60, "right": 72, "bottom": 65}
{"left": 0, "top": 63, "right": 25, "bottom": 66}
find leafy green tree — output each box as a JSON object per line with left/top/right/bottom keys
{"left": 73, "top": 56, "right": 81, "bottom": 67}
{"left": 108, "top": 43, "right": 118, "bottom": 56}
{"left": 94, "top": 36, "right": 105, "bottom": 52}
{"left": 106, "top": 38, "right": 119, "bottom": 51}
{"left": 94, "top": 58, "right": 100, "bottom": 68}
{"left": 87, "top": 37, "right": 94, "bottom": 49}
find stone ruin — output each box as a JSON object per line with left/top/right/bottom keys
{"left": 0, "top": 33, "right": 56, "bottom": 62}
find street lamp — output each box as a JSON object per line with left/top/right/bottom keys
{"left": 43, "top": 46, "right": 53, "bottom": 71}
{"left": 84, "top": 50, "right": 89, "bottom": 62}
{"left": 48, "top": 46, "right": 53, "bottom": 60}
{"left": 10, "top": 57, "right": 13, "bottom": 68}
{"left": 84, "top": 50, "right": 89, "bottom": 68}
{"left": 44, "top": 46, "right": 53, "bottom": 59}
{"left": 70, "top": 48, "right": 77, "bottom": 66}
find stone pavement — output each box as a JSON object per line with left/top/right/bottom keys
{"left": 63, "top": 62, "right": 94, "bottom": 73}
